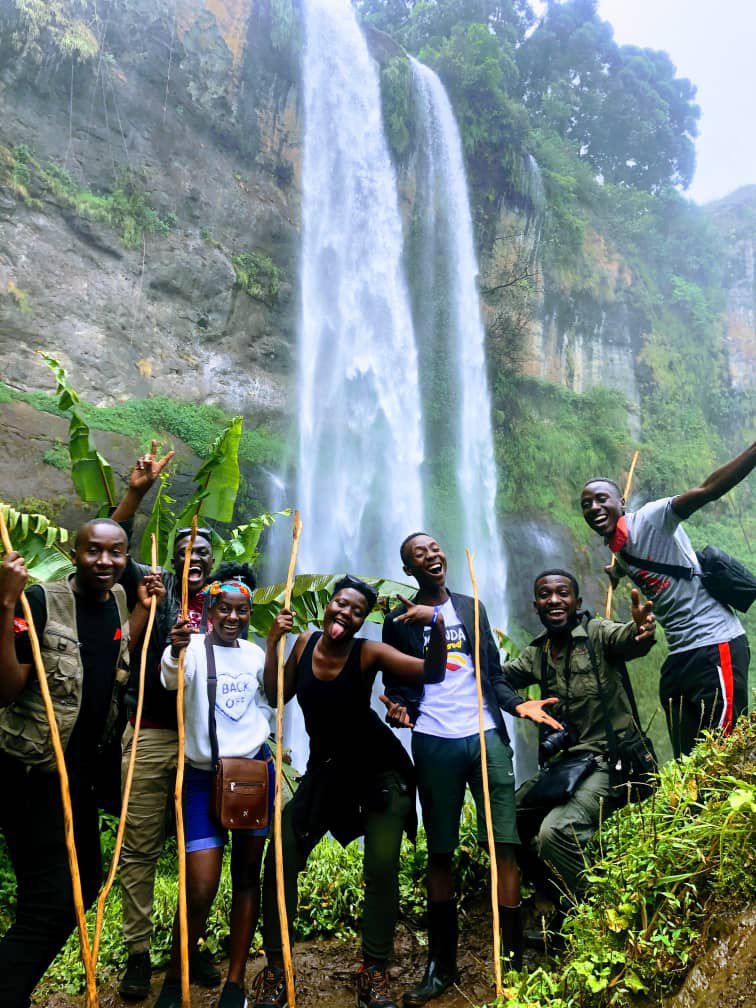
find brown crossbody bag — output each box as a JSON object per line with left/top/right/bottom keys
{"left": 205, "top": 635, "right": 270, "bottom": 830}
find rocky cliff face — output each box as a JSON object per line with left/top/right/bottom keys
{"left": 0, "top": 0, "right": 301, "bottom": 412}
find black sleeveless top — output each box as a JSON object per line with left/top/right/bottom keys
{"left": 292, "top": 632, "right": 416, "bottom": 844}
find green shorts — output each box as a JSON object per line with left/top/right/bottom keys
{"left": 412, "top": 729, "right": 519, "bottom": 854}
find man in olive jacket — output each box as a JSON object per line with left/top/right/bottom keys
{"left": 0, "top": 519, "right": 130, "bottom": 1008}
{"left": 501, "top": 570, "right": 655, "bottom": 912}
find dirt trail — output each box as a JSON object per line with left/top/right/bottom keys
{"left": 41, "top": 901, "right": 546, "bottom": 1008}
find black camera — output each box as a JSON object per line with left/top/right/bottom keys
{"left": 539, "top": 721, "right": 579, "bottom": 764}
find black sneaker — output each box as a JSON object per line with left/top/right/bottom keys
{"left": 357, "top": 965, "right": 397, "bottom": 1008}
{"left": 251, "top": 965, "right": 289, "bottom": 1007}
{"left": 118, "top": 951, "right": 152, "bottom": 1001}
{"left": 218, "top": 980, "right": 248, "bottom": 1008}
{"left": 153, "top": 980, "right": 182, "bottom": 1008}
{"left": 191, "top": 945, "right": 222, "bottom": 988}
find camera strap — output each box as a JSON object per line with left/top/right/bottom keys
{"left": 539, "top": 635, "right": 572, "bottom": 758}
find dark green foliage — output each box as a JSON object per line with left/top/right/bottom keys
{"left": 380, "top": 55, "right": 414, "bottom": 160}
{"left": 232, "top": 250, "right": 283, "bottom": 305}
{"left": 494, "top": 375, "right": 633, "bottom": 537}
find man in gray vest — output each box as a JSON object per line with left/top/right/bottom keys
{"left": 0, "top": 519, "right": 130, "bottom": 1008}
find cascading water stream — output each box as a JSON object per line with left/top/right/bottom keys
{"left": 409, "top": 58, "right": 508, "bottom": 629}
{"left": 291, "top": 0, "right": 425, "bottom": 768}
{"left": 410, "top": 60, "right": 536, "bottom": 778}
{"left": 298, "top": 0, "right": 424, "bottom": 582}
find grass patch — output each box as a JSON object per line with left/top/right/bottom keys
{"left": 0, "top": 383, "right": 285, "bottom": 470}
{"left": 0, "top": 144, "right": 175, "bottom": 249}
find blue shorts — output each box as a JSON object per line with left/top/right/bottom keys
{"left": 184, "top": 744, "right": 274, "bottom": 853}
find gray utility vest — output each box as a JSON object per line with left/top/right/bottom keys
{"left": 0, "top": 578, "right": 130, "bottom": 772}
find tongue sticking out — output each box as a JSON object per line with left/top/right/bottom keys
{"left": 329, "top": 622, "right": 346, "bottom": 641}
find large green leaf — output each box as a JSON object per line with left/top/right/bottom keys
{"left": 0, "top": 503, "right": 74, "bottom": 583}
{"left": 219, "top": 509, "right": 290, "bottom": 567}
{"left": 248, "top": 573, "right": 417, "bottom": 637}
{"left": 190, "top": 416, "right": 243, "bottom": 523}
{"left": 140, "top": 472, "right": 176, "bottom": 567}
{"left": 39, "top": 352, "right": 116, "bottom": 506}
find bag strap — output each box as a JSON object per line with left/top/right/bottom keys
{"left": 619, "top": 550, "right": 695, "bottom": 581}
{"left": 583, "top": 617, "right": 642, "bottom": 742}
{"left": 539, "top": 636, "right": 572, "bottom": 763}
{"left": 205, "top": 635, "right": 220, "bottom": 769}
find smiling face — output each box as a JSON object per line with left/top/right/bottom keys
{"left": 401, "top": 534, "right": 447, "bottom": 591}
{"left": 208, "top": 590, "right": 251, "bottom": 645}
{"left": 72, "top": 521, "right": 128, "bottom": 600}
{"left": 533, "top": 574, "right": 581, "bottom": 634}
{"left": 173, "top": 534, "right": 213, "bottom": 595}
{"left": 323, "top": 587, "right": 369, "bottom": 643}
{"left": 580, "top": 480, "right": 625, "bottom": 538}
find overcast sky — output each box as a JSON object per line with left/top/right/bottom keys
{"left": 596, "top": 0, "right": 756, "bottom": 204}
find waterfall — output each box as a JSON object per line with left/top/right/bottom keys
{"left": 409, "top": 58, "right": 508, "bottom": 630}
{"left": 292, "top": 0, "right": 425, "bottom": 769}
{"left": 297, "top": 0, "right": 424, "bottom": 582}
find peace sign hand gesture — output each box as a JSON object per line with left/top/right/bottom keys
{"left": 128, "top": 440, "right": 175, "bottom": 497}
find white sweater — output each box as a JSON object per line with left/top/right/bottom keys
{"left": 161, "top": 635, "right": 272, "bottom": 771}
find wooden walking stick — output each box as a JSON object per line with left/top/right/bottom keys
{"left": 92, "top": 533, "right": 158, "bottom": 964}
{"left": 275, "top": 511, "right": 302, "bottom": 1008}
{"left": 175, "top": 518, "right": 198, "bottom": 1008}
{"left": 466, "top": 549, "right": 503, "bottom": 998}
{"left": 0, "top": 510, "right": 99, "bottom": 1008}
{"left": 604, "top": 450, "right": 640, "bottom": 619}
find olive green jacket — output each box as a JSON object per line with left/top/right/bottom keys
{"left": 0, "top": 578, "right": 130, "bottom": 772}
{"left": 501, "top": 618, "right": 654, "bottom": 756}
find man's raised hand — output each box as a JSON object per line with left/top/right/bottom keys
{"left": 394, "top": 595, "right": 438, "bottom": 625}
{"left": 630, "top": 588, "right": 655, "bottom": 641}
{"left": 0, "top": 552, "right": 29, "bottom": 606}
{"left": 128, "top": 439, "right": 175, "bottom": 497}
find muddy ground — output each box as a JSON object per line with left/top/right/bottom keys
{"left": 39, "top": 899, "right": 552, "bottom": 1008}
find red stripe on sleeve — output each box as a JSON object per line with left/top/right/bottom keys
{"left": 717, "top": 642, "right": 734, "bottom": 735}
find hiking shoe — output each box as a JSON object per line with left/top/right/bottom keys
{"left": 251, "top": 965, "right": 289, "bottom": 1007}
{"left": 218, "top": 980, "right": 248, "bottom": 1008}
{"left": 191, "top": 944, "right": 222, "bottom": 987}
{"left": 153, "top": 980, "right": 182, "bottom": 1008}
{"left": 357, "top": 964, "right": 397, "bottom": 1008}
{"left": 118, "top": 951, "right": 152, "bottom": 1001}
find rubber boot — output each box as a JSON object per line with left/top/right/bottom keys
{"left": 499, "top": 904, "right": 523, "bottom": 972}
{"left": 403, "top": 900, "right": 459, "bottom": 1007}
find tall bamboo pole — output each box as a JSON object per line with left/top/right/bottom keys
{"left": 275, "top": 511, "right": 302, "bottom": 1008}
{"left": 0, "top": 511, "right": 99, "bottom": 1008}
{"left": 604, "top": 450, "right": 640, "bottom": 619}
{"left": 465, "top": 549, "right": 502, "bottom": 998}
{"left": 92, "top": 534, "right": 158, "bottom": 963}
{"left": 175, "top": 518, "right": 198, "bottom": 1007}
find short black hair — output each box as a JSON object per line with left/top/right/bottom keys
{"left": 582, "top": 477, "right": 622, "bottom": 496}
{"left": 533, "top": 569, "right": 580, "bottom": 598}
{"left": 73, "top": 518, "right": 128, "bottom": 549}
{"left": 332, "top": 574, "right": 378, "bottom": 612}
{"left": 173, "top": 528, "right": 212, "bottom": 559}
{"left": 400, "top": 531, "right": 431, "bottom": 565}
{"left": 209, "top": 561, "right": 257, "bottom": 592}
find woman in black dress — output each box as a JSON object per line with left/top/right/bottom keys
{"left": 251, "top": 575, "right": 446, "bottom": 1008}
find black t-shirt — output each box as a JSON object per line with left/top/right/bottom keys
{"left": 14, "top": 584, "right": 122, "bottom": 773}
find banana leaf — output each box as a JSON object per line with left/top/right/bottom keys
{"left": 218, "top": 509, "right": 290, "bottom": 566}
{"left": 183, "top": 416, "right": 243, "bottom": 524}
{"left": 140, "top": 472, "right": 176, "bottom": 566}
{"left": 248, "top": 573, "right": 417, "bottom": 638}
{"left": 39, "top": 352, "right": 116, "bottom": 507}
{"left": 0, "top": 503, "right": 74, "bottom": 583}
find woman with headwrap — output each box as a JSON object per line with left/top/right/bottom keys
{"left": 154, "top": 577, "right": 272, "bottom": 1008}
{"left": 251, "top": 575, "right": 447, "bottom": 1008}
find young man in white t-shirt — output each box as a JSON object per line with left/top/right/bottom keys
{"left": 382, "top": 533, "right": 560, "bottom": 1005}
{"left": 580, "top": 441, "right": 754, "bottom": 756}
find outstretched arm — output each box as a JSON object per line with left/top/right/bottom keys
{"left": 672, "top": 441, "right": 756, "bottom": 520}
{"left": 365, "top": 601, "right": 446, "bottom": 683}
{"left": 111, "top": 440, "right": 175, "bottom": 523}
